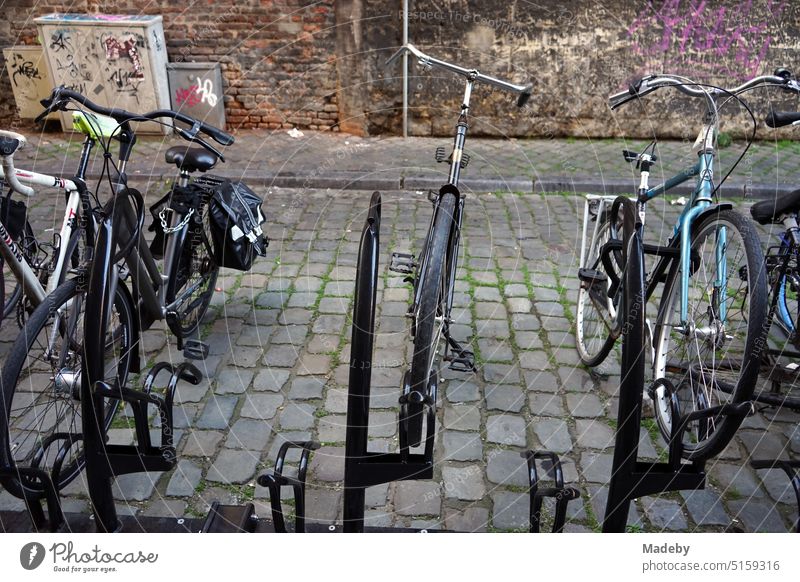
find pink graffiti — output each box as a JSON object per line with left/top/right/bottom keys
{"left": 628, "top": 0, "right": 785, "bottom": 81}
{"left": 175, "top": 85, "right": 202, "bottom": 108}
{"left": 103, "top": 35, "right": 144, "bottom": 78}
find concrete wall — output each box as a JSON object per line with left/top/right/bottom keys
{"left": 3, "top": 1, "right": 799, "bottom": 138}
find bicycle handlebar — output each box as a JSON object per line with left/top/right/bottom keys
{"left": 765, "top": 111, "right": 800, "bottom": 128}
{"left": 386, "top": 43, "right": 533, "bottom": 107}
{"left": 609, "top": 71, "right": 800, "bottom": 111}
{"left": 36, "top": 86, "right": 235, "bottom": 146}
{"left": 0, "top": 130, "right": 34, "bottom": 196}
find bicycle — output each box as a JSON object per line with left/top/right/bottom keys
{"left": 0, "top": 86, "right": 233, "bottom": 497}
{"left": 576, "top": 71, "right": 800, "bottom": 460}
{"left": 385, "top": 44, "right": 532, "bottom": 447}
{"left": 749, "top": 108, "right": 800, "bottom": 411}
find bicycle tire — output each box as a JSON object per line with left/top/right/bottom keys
{"left": 651, "top": 208, "right": 767, "bottom": 461}
{"left": 0, "top": 276, "right": 134, "bottom": 497}
{"left": 164, "top": 203, "right": 219, "bottom": 338}
{"left": 576, "top": 206, "right": 625, "bottom": 366}
{"left": 405, "top": 191, "right": 457, "bottom": 447}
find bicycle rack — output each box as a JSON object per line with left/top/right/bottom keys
{"left": 521, "top": 451, "right": 580, "bottom": 533}
{"left": 343, "top": 192, "right": 435, "bottom": 533}
{"left": 0, "top": 466, "right": 64, "bottom": 532}
{"left": 751, "top": 459, "right": 800, "bottom": 533}
{"left": 256, "top": 441, "right": 319, "bottom": 533}
{"left": 602, "top": 225, "right": 753, "bottom": 532}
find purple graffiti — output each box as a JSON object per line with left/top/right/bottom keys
{"left": 628, "top": 0, "right": 785, "bottom": 81}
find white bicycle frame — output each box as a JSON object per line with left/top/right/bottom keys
{"left": 0, "top": 164, "right": 84, "bottom": 305}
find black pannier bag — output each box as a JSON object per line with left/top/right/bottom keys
{"left": 204, "top": 178, "right": 268, "bottom": 271}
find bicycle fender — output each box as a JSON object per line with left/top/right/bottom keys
{"left": 693, "top": 203, "right": 733, "bottom": 225}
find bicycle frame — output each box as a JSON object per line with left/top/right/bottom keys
{"left": 0, "top": 137, "right": 97, "bottom": 306}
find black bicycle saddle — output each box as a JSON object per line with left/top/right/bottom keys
{"left": 750, "top": 190, "right": 800, "bottom": 225}
{"left": 165, "top": 146, "right": 218, "bottom": 173}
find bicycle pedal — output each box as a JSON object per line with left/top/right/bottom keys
{"left": 390, "top": 252, "right": 416, "bottom": 275}
{"left": 459, "top": 152, "right": 470, "bottom": 169}
{"left": 578, "top": 267, "right": 606, "bottom": 285}
{"left": 434, "top": 146, "right": 447, "bottom": 163}
{"left": 445, "top": 349, "right": 476, "bottom": 373}
{"left": 183, "top": 339, "right": 209, "bottom": 360}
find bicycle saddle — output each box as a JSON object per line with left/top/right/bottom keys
{"left": 750, "top": 189, "right": 800, "bottom": 224}
{"left": 165, "top": 146, "right": 218, "bottom": 173}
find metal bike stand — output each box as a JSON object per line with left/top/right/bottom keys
{"left": 602, "top": 225, "right": 753, "bottom": 532}
{"left": 343, "top": 192, "right": 434, "bottom": 533}
{"left": 521, "top": 450, "right": 580, "bottom": 533}
{"left": 751, "top": 459, "right": 800, "bottom": 533}
{"left": 0, "top": 466, "right": 64, "bottom": 532}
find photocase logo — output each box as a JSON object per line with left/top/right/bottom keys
{"left": 19, "top": 542, "right": 46, "bottom": 570}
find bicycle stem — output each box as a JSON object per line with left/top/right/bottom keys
{"left": 448, "top": 76, "right": 475, "bottom": 186}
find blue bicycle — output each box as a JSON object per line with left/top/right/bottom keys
{"left": 577, "top": 71, "right": 800, "bottom": 460}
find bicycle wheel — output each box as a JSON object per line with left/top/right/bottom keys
{"left": 165, "top": 205, "right": 219, "bottom": 338}
{"left": 405, "top": 191, "right": 457, "bottom": 447}
{"left": 576, "top": 202, "right": 625, "bottom": 366}
{"left": 3, "top": 219, "right": 36, "bottom": 322}
{"left": 652, "top": 208, "right": 767, "bottom": 460}
{"left": 0, "top": 276, "right": 134, "bottom": 496}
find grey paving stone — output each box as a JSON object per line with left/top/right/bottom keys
{"left": 727, "top": 498, "right": 789, "bottom": 532}
{"left": 368, "top": 411, "right": 397, "bottom": 438}
{"left": 394, "top": 481, "right": 441, "bottom": 516}
{"left": 442, "top": 431, "right": 483, "bottom": 461}
{"left": 263, "top": 344, "right": 301, "bottom": 367}
{"left": 486, "top": 385, "right": 525, "bottom": 412}
{"left": 738, "top": 431, "right": 790, "bottom": 460}
{"left": 365, "top": 484, "right": 390, "bottom": 508}
{"left": 229, "top": 347, "right": 264, "bottom": 368}
{"left": 482, "top": 363, "right": 520, "bottom": 383}
{"left": 446, "top": 380, "right": 480, "bottom": 403}
{"left": 486, "top": 414, "right": 527, "bottom": 446}
{"left": 166, "top": 460, "right": 203, "bottom": 497}
{"left": 142, "top": 499, "right": 187, "bottom": 517}
{"left": 215, "top": 369, "right": 254, "bottom": 394}
{"left": 289, "top": 376, "right": 326, "bottom": 400}
{"left": 196, "top": 396, "right": 238, "bottom": 429}
{"left": 507, "top": 297, "right": 533, "bottom": 313}
{"left": 710, "top": 463, "right": 765, "bottom": 498}
{"left": 586, "top": 485, "right": 643, "bottom": 528}
{"left": 270, "top": 324, "right": 309, "bottom": 345}
{"left": 491, "top": 491, "right": 529, "bottom": 531}
{"left": 529, "top": 392, "right": 564, "bottom": 417}
{"left": 641, "top": 497, "right": 688, "bottom": 531}
{"left": 486, "top": 449, "right": 529, "bottom": 487}
{"left": 207, "top": 449, "right": 260, "bottom": 484}
{"left": 442, "top": 465, "right": 486, "bottom": 500}
{"left": 444, "top": 507, "right": 489, "bottom": 532}
{"left": 579, "top": 452, "right": 614, "bottom": 483}
{"left": 574, "top": 419, "right": 615, "bottom": 450}
{"left": 518, "top": 350, "right": 549, "bottom": 370}
{"left": 113, "top": 473, "right": 162, "bottom": 501}
{"left": 443, "top": 406, "right": 481, "bottom": 431}
{"left": 225, "top": 419, "right": 271, "bottom": 450}
{"left": 514, "top": 331, "right": 542, "bottom": 350}
{"left": 317, "top": 415, "right": 348, "bottom": 443}
{"left": 524, "top": 370, "right": 559, "bottom": 392}
{"left": 297, "top": 354, "right": 332, "bottom": 375}
{"left": 183, "top": 430, "right": 224, "bottom": 457}
{"left": 253, "top": 368, "right": 291, "bottom": 392}
{"left": 240, "top": 393, "right": 284, "bottom": 420}
{"left": 679, "top": 489, "right": 731, "bottom": 526}
{"left": 279, "top": 403, "right": 317, "bottom": 430}
{"left": 504, "top": 283, "right": 529, "bottom": 297}
{"left": 533, "top": 418, "right": 573, "bottom": 453}
{"left": 309, "top": 446, "right": 345, "bottom": 482}
{"left": 313, "top": 315, "right": 346, "bottom": 334}
{"left": 565, "top": 393, "right": 604, "bottom": 418}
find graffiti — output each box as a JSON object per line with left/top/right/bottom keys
{"left": 107, "top": 68, "right": 142, "bottom": 101}
{"left": 628, "top": 0, "right": 785, "bottom": 81}
{"left": 101, "top": 33, "right": 144, "bottom": 78}
{"left": 9, "top": 53, "right": 41, "bottom": 87}
{"left": 175, "top": 77, "right": 219, "bottom": 108}
{"left": 195, "top": 76, "right": 218, "bottom": 106}
{"left": 175, "top": 85, "right": 202, "bottom": 108}
{"left": 49, "top": 31, "right": 73, "bottom": 53}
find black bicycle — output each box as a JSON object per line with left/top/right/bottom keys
{"left": 750, "top": 109, "right": 800, "bottom": 410}
{"left": 0, "top": 86, "right": 233, "bottom": 497}
{"left": 385, "top": 44, "right": 531, "bottom": 447}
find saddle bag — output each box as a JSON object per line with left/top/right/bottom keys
{"left": 204, "top": 178, "right": 268, "bottom": 271}
{"left": 0, "top": 193, "right": 28, "bottom": 241}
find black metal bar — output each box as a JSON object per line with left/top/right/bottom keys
{"left": 81, "top": 216, "right": 119, "bottom": 533}
{"left": 257, "top": 441, "right": 319, "bottom": 533}
{"left": 343, "top": 191, "right": 382, "bottom": 533}
{"left": 522, "top": 450, "right": 580, "bottom": 533}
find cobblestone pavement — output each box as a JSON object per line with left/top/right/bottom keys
{"left": 11, "top": 128, "right": 800, "bottom": 196}
{"left": 1, "top": 134, "right": 800, "bottom": 533}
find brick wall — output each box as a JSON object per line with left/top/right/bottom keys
{"left": 3, "top": 1, "right": 800, "bottom": 138}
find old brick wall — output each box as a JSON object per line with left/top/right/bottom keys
{"left": 3, "top": 1, "right": 800, "bottom": 138}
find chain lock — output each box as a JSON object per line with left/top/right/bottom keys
{"left": 159, "top": 207, "right": 195, "bottom": 234}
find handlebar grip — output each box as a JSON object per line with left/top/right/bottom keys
{"left": 765, "top": 111, "right": 800, "bottom": 128}
{"left": 201, "top": 123, "right": 234, "bottom": 146}
{"left": 516, "top": 84, "right": 533, "bottom": 108}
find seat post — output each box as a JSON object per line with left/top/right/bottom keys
{"left": 178, "top": 170, "right": 190, "bottom": 188}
